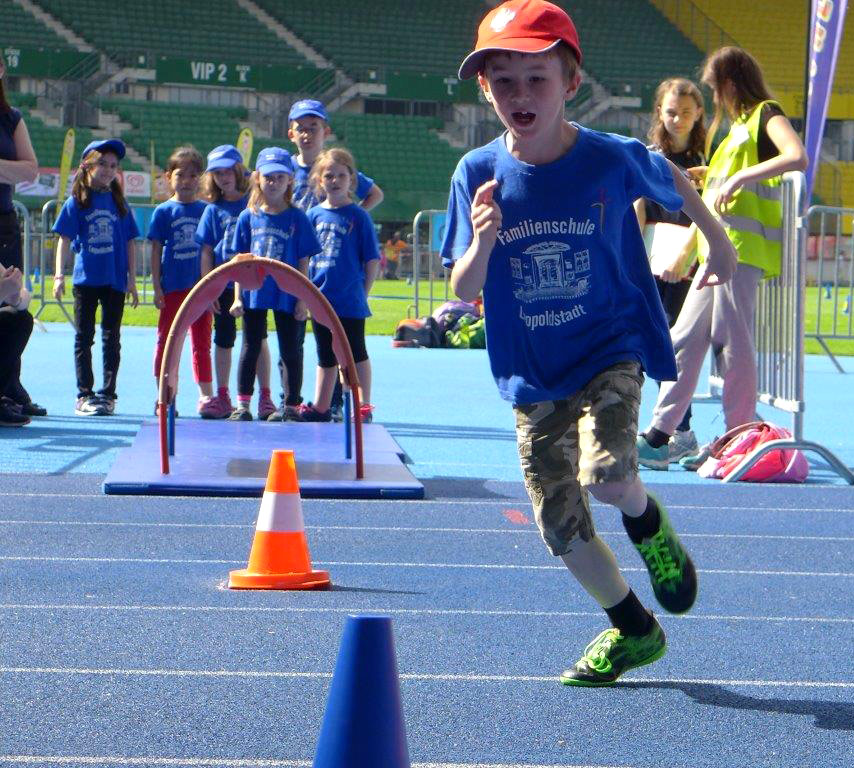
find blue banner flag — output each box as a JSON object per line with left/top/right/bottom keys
{"left": 804, "top": 0, "right": 848, "bottom": 199}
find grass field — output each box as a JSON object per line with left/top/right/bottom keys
{"left": 27, "top": 278, "right": 854, "bottom": 356}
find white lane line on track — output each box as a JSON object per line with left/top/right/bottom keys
{"left": 2, "top": 603, "right": 852, "bottom": 624}
{"left": 1, "top": 555, "right": 851, "bottom": 577}
{"left": 1, "top": 519, "right": 853, "bottom": 543}
{"left": 2, "top": 665, "right": 852, "bottom": 689}
{"left": 2, "top": 492, "right": 853, "bottom": 514}
{"left": 0, "top": 758, "right": 636, "bottom": 768}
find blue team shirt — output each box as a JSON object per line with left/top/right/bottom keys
{"left": 231, "top": 206, "right": 321, "bottom": 312}
{"left": 306, "top": 203, "right": 379, "bottom": 318}
{"left": 147, "top": 199, "right": 208, "bottom": 293}
{"left": 292, "top": 159, "right": 374, "bottom": 212}
{"left": 195, "top": 196, "right": 248, "bottom": 266}
{"left": 441, "top": 126, "right": 683, "bottom": 405}
{"left": 52, "top": 191, "right": 140, "bottom": 292}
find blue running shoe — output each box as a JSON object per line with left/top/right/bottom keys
{"left": 637, "top": 434, "right": 670, "bottom": 470}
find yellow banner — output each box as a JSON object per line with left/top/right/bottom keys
{"left": 236, "top": 128, "right": 253, "bottom": 167}
{"left": 57, "top": 128, "right": 75, "bottom": 202}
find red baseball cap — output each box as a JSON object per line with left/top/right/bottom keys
{"left": 458, "top": 0, "right": 582, "bottom": 80}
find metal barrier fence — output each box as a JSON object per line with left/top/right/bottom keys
{"left": 699, "top": 172, "right": 853, "bottom": 483}
{"left": 808, "top": 204, "right": 854, "bottom": 373}
{"left": 15, "top": 200, "right": 162, "bottom": 328}
{"left": 411, "top": 209, "right": 451, "bottom": 319}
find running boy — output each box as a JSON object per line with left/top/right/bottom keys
{"left": 442, "top": 0, "right": 737, "bottom": 686}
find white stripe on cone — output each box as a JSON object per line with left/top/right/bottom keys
{"left": 255, "top": 491, "right": 305, "bottom": 533}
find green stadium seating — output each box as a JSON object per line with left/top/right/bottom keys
{"left": 0, "top": 0, "right": 75, "bottom": 50}
{"left": 254, "top": 0, "right": 485, "bottom": 78}
{"left": 101, "top": 100, "right": 247, "bottom": 168}
{"left": 36, "top": 0, "right": 314, "bottom": 68}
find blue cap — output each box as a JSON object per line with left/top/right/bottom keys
{"left": 288, "top": 99, "right": 328, "bottom": 122}
{"left": 81, "top": 138, "right": 126, "bottom": 161}
{"left": 255, "top": 147, "right": 294, "bottom": 176}
{"left": 206, "top": 144, "right": 243, "bottom": 171}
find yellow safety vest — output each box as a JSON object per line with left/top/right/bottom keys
{"left": 698, "top": 100, "right": 783, "bottom": 278}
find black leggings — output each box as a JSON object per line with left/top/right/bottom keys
{"left": 212, "top": 285, "right": 237, "bottom": 349}
{"left": 313, "top": 316, "right": 368, "bottom": 369}
{"left": 73, "top": 284, "right": 126, "bottom": 398}
{"left": 239, "top": 308, "right": 305, "bottom": 404}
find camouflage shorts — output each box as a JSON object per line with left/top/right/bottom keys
{"left": 513, "top": 362, "right": 644, "bottom": 556}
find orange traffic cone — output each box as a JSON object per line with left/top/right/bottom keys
{"left": 229, "top": 450, "right": 331, "bottom": 590}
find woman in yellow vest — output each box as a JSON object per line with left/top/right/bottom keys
{"left": 638, "top": 47, "right": 807, "bottom": 470}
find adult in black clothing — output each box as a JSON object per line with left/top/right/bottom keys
{"left": 0, "top": 56, "right": 44, "bottom": 419}
{"left": 0, "top": 265, "right": 33, "bottom": 426}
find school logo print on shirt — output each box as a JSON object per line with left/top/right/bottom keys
{"left": 510, "top": 241, "right": 591, "bottom": 303}
{"left": 254, "top": 236, "right": 284, "bottom": 261}
{"left": 85, "top": 210, "right": 117, "bottom": 255}
{"left": 172, "top": 218, "right": 200, "bottom": 260}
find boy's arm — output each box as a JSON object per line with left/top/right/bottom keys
{"left": 450, "top": 180, "right": 501, "bottom": 303}
{"left": 668, "top": 162, "right": 736, "bottom": 288}
{"left": 53, "top": 236, "right": 71, "bottom": 300}
{"left": 360, "top": 183, "right": 384, "bottom": 211}
{"left": 126, "top": 239, "right": 139, "bottom": 308}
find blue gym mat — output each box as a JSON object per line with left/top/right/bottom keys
{"left": 103, "top": 419, "right": 424, "bottom": 498}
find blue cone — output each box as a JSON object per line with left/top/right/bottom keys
{"left": 313, "top": 615, "right": 410, "bottom": 768}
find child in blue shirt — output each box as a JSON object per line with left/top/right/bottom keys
{"left": 301, "top": 148, "right": 380, "bottom": 423}
{"left": 195, "top": 144, "right": 275, "bottom": 419}
{"left": 229, "top": 147, "right": 321, "bottom": 421}
{"left": 442, "top": 0, "right": 736, "bottom": 686}
{"left": 287, "top": 98, "right": 384, "bottom": 421}
{"left": 147, "top": 146, "right": 214, "bottom": 417}
{"left": 52, "top": 138, "right": 139, "bottom": 416}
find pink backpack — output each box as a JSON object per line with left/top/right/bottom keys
{"left": 697, "top": 421, "right": 809, "bottom": 483}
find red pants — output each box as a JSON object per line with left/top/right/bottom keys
{"left": 153, "top": 289, "right": 212, "bottom": 384}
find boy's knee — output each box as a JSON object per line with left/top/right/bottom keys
{"left": 584, "top": 479, "right": 636, "bottom": 507}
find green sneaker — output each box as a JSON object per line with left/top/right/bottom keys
{"left": 633, "top": 501, "right": 698, "bottom": 614}
{"left": 560, "top": 617, "right": 667, "bottom": 687}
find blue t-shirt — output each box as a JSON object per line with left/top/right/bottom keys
{"left": 0, "top": 108, "right": 22, "bottom": 214}
{"left": 441, "top": 126, "right": 682, "bottom": 405}
{"left": 52, "top": 191, "right": 141, "bottom": 292}
{"left": 306, "top": 203, "right": 379, "bottom": 318}
{"left": 195, "top": 196, "right": 248, "bottom": 267}
{"left": 292, "top": 158, "right": 374, "bottom": 212}
{"left": 231, "top": 205, "right": 321, "bottom": 312}
{"left": 147, "top": 199, "right": 208, "bottom": 293}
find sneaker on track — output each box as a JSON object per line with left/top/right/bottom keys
{"left": 76, "top": 395, "right": 103, "bottom": 416}
{"left": 93, "top": 394, "right": 115, "bottom": 415}
{"left": 632, "top": 499, "right": 698, "bottom": 614}
{"left": 668, "top": 429, "right": 699, "bottom": 462}
{"left": 295, "top": 403, "right": 331, "bottom": 422}
{"left": 637, "top": 434, "right": 670, "bottom": 470}
{"left": 679, "top": 443, "right": 713, "bottom": 471}
{"left": 257, "top": 393, "right": 277, "bottom": 421}
{"left": 0, "top": 398, "right": 30, "bottom": 427}
{"left": 229, "top": 403, "right": 253, "bottom": 421}
{"left": 198, "top": 396, "right": 222, "bottom": 419}
{"left": 357, "top": 403, "right": 374, "bottom": 424}
{"left": 560, "top": 616, "right": 666, "bottom": 687}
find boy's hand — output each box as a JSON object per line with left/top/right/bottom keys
{"left": 126, "top": 281, "right": 139, "bottom": 309}
{"left": 471, "top": 179, "right": 502, "bottom": 249}
{"left": 695, "top": 236, "right": 737, "bottom": 289}
{"left": 294, "top": 299, "right": 307, "bottom": 322}
{"left": 230, "top": 299, "right": 243, "bottom": 318}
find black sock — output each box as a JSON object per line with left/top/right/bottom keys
{"left": 643, "top": 427, "right": 670, "bottom": 448}
{"left": 622, "top": 495, "right": 661, "bottom": 544}
{"left": 605, "top": 590, "right": 653, "bottom": 636}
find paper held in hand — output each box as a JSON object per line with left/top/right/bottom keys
{"left": 643, "top": 222, "right": 695, "bottom": 278}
